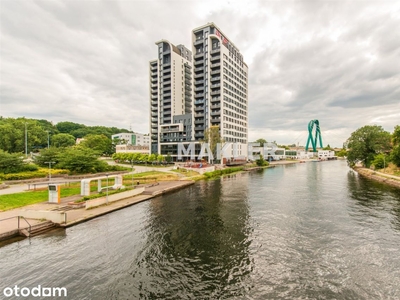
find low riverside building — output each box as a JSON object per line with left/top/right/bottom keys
{"left": 112, "top": 133, "right": 150, "bottom": 147}
{"left": 318, "top": 150, "right": 337, "bottom": 160}
{"left": 115, "top": 145, "right": 149, "bottom": 154}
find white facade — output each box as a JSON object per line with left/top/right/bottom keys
{"left": 112, "top": 133, "right": 150, "bottom": 147}
{"left": 115, "top": 145, "right": 149, "bottom": 154}
{"left": 318, "top": 150, "right": 336, "bottom": 159}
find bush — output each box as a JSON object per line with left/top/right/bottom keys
{"left": 0, "top": 168, "right": 68, "bottom": 181}
{"left": 203, "top": 167, "right": 244, "bottom": 178}
{"left": 21, "top": 164, "right": 39, "bottom": 172}
{"left": 256, "top": 155, "right": 269, "bottom": 167}
{"left": 372, "top": 153, "right": 389, "bottom": 169}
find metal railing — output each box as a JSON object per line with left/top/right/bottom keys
{"left": 0, "top": 216, "right": 31, "bottom": 235}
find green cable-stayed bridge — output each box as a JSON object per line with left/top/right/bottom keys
{"left": 305, "top": 120, "right": 323, "bottom": 152}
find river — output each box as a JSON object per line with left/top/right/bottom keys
{"left": 1, "top": 160, "right": 400, "bottom": 299}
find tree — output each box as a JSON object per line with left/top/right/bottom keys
{"left": 33, "top": 147, "right": 63, "bottom": 168}
{"left": 56, "top": 121, "right": 86, "bottom": 135}
{"left": 336, "top": 148, "right": 347, "bottom": 157}
{"left": 254, "top": 138, "right": 267, "bottom": 147}
{"left": 0, "top": 150, "right": 25, "bottom": 173}
{"left": 80, "top": 134, "right": 113, "bottom": 156}
{"left": 391, "top": 125, "right": 400, "bottom": 167}
{"left": 323, "top": 144, "right": 333, "bottom": 150}
{"left": 51, "top": 133, "right": 76, "bottom": 148}
{"left": 346, "top": 125, "right": 391, "bottom": 167}
{"left": 57, "top": 146, "right": 107, "bottom": 173}
{"left": 0, "top": 118, "right": 49, "bottom": 153}
{"left": 203, "top": 125, "right": 224, "bottom": 162}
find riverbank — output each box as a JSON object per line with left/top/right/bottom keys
{"left": 354, "top": 167, "right": 400, "bottom": 189}
{"left": 0, "top": 161, "right": 301, "bottom": 243}
{"left": 0, "top": 180, "right": 194, "bottom": 243}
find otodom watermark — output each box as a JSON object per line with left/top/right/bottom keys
{"left": 3, "top": 285, "right": 67, "bottom": 298}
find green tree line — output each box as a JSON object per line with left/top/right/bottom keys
{"left": 0, "top": 117, "right": 130, "bottom": 154}
{"left": 346, "top": 125, "right": 400, "bottom": 168}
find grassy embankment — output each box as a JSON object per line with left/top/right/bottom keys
{"left": 0, "top": 165, "right": 266, "bottom": 211}
{"left": 0, "top": 171, "right": 180, "bottom": 211}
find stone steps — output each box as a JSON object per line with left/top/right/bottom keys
{"left": 20, "top": 221, "right": 57, "bottom": 237}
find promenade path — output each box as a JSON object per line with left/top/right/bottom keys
{"left": 0, "top": 180, "right": 194, "bottom": 243}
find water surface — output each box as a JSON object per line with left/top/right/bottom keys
{"left": 1, "top": 160, "right": 399, "bottom": 299}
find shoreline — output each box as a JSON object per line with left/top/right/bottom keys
{"left": 354, "top": 167, "right": 400, "bottom": 189}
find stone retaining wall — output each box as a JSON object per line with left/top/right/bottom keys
{"left": 85, "top": 188, "right": 145, "bottom": 209}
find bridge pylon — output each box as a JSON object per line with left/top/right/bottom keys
{"left": 305, "top": 120, "right": 323, "bottom": 152}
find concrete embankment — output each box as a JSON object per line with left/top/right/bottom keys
{"left": 354, "top": 167, "right": 400, "bottom": 189}
{"left": 0, "top": 180, "right": 194, "bottom": 242}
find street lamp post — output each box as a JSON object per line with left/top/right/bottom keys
{"left": 131, "top": 161, "right": 135, "bottom": 188}
{"left": 44, "top": 161, "right": 55, "bottom": 181}
{"left": 47, "top": 130, "right": 50, "bottom": 149}
{"left": 106, "top": 173, "right": 109, "bottom": 205}
{"left": 25, "top": 122, "right": 28, "bottom": 157}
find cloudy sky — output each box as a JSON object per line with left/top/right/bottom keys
{"left": 1, "top": 0, "right": 399, "bottom": 147}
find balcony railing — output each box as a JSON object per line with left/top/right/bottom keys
{"left": 195, "top": 80, "right": 205, "bottom": 85}
{"left": 194, "top": 60, "right": 204, "bottom": 66}
{"left": 194, "top": 119, "right": 204, "bottom": 125}
{"left": 194, "top": 52, "right": 204, "bottom": 58}
{"left": 194, "top": 73, "right": 204, "bottom": 79}
{"left": 210, "top": 55, "right": 221, "bottom": 61}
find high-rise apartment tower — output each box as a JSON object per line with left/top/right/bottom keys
{"left": 149, "top": 23, "right": 248, "bottom": 160}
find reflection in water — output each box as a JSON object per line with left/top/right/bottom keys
{"left": 118, "top": 177, "right": 253, "bottom": 299}
{"left": 347, "top": 170, "right": 400, "bottom": 230}
{"left": 0, "top": 160, "right": 399, "bottom": 299}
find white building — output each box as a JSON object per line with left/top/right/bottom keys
{"left": 111, "top": 133, "right": 150, "bottom": 147}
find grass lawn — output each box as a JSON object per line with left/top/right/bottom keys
{"left": 0, "top": 171, "right": 181, "bottom": 211}
{"left": 0, "top": 185, "right": 94, "bottom": 211}
{"left": 123, "top": 171, "right": 178, "bottom": 181}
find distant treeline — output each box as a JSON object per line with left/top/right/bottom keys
{"left": 0, "top": 117, "right": 130, "bottom": 154}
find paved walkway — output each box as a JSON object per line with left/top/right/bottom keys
{"left": 372, "top": 170, "right": 400, "bottom": 181}
{"left": 0, "top": 180, "right": 194, "bottom": 241}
